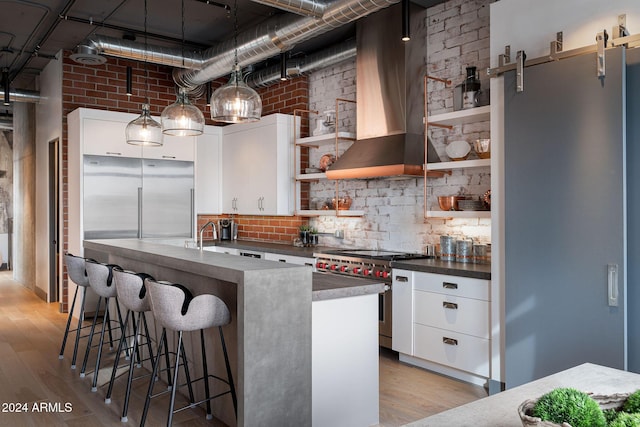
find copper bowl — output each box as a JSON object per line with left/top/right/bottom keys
{"left": 438, "top": 196, "right": 465, "bottom": 211}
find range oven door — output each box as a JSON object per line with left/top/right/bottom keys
{"left": 379, "top": 286, "right": 392, "bottom": 349}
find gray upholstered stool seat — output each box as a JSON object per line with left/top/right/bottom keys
{"left": 141, "top": 279, "right": 237, "bottom": 426}
{"left": 81, "top": 259, "right": 127, "bottom": 392}
{"left": 59, "top": 253, "right": 95, "bottom": 369}
{"left": 104, "top": 269, "right": 167, "bottom": 423}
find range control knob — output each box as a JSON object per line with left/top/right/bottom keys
{"left": 381, "top": 271, "right": 390, "bottom": 279}
{"left": 353, "top": 267, "right": 361, "bottom": 274}
{"left": 330, "top": 264, "right": 338, "bottom": 271}
{"left": 363, "top": 268, "right": 371, "bottom": 276}
{"left": 316, "top": 262, "right": 325, "bottom": 269}
{"left": 375, "top": 270, "right": 382, "bottom": 278}
{"left": 340, "top": 265, "right": 349, "bottom": 273}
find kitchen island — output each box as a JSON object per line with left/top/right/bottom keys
{"left": 83, "top": 239, "right": 384, "bottom": 427}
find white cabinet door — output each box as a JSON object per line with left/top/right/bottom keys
{"left": 392, "top": 269, "right": 413, "bottom": 355}
{"left": 143, "top": 134, "right": 195, "bottom": 161}
{"left": 195, "top": 127, "right": 222, "bottom": 214}
{"left": 221, "top": 114, "right": 297, "bottom": 215}
{"left": 83, "top": 117, "right": 142, "bottom": 158}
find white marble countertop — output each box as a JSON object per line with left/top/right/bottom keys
{"left": 405, "top": 363, "right": 640, "bottom": 427}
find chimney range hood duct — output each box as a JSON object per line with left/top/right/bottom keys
{"left": 325, "top": 3, "right": 441, "bottom": 180}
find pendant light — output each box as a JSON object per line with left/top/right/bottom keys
{"left": 210, "top": 0, "right": 262, "bottom": 123}
{"left": 125, "top": 0, "right": 162, "bottom": 146}
{"left": 161, "top": 0, "right": 205, "bottom": 136}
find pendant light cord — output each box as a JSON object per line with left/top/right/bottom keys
{"left": 234, "top": 0, "right": 238, "bottom": 68}
{"left": 144, "top": 0, "right": 149, "bottom": 104}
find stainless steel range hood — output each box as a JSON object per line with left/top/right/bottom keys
{"left": 326, "top": 2, "right": 441, "bottom": 180}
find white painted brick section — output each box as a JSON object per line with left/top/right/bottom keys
{"left": 305, "top": 0, "right": 492, "bottom": 253}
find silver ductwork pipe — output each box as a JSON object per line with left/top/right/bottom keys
{"left": 250, "top": 0, "right": 327, "bottom": 18}
{"left": 0, "top": 89, "right": 40, "bottom": 104}
{"left": 79, "top": 0, "right": 398, "bottom": 89}
{"left": 174, "top": 0, "right": 399, "bottom": 87}
{"left": 83, "top": 35, "right": 205, "bottom": 70}
{"left": 247, "top": 38, "right": 356, "bottom": 87}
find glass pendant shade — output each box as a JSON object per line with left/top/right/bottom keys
{"left": 126, "top": 104, "right": 163, "bottom": 146}
{"left": 161, "top": 87, "right": 205, "bottom": 136}
{"left": 211, "top": 65, "right": 262, "bottom": 123}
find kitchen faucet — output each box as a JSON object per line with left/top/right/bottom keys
{"left": 198, "top": 220, "right": 217, "bottom": 251}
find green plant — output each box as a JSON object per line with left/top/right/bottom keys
{"left": 608, "top": 411, "right": 640, "bottom": 427}
{"left": 532, "top": 388, "right": 606, "bottom": 427}
{"left": 298, "top": 224, "right": 310, "bottom": 232}
{"left": 623, "top": 390, "right": 640, "bottom": 414}
{"left": 310, "top": 227, "right": 318, "bottom": 235}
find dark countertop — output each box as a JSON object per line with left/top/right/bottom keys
{"left": 391, "top": 258, "right": 491, "bottom": 280}
{"left": 204, "top": 239, "right": 491, "bottom": 280}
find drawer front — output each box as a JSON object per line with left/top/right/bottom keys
{"left": 414, "top": 324, "right": 489, "bottom": 377}
{"left": 414, "top": 271, "right": 490, "bottom": 301}
{"left": 414, "top": 291, "right": 489, "bottom": 339}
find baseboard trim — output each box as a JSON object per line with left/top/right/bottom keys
{"left": 398, "top": 353, "right": 488, "bottom": 387}
{"left": 34, "top": 286, "right": 47, "bottom": 302}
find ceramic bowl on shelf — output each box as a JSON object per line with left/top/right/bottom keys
{"left": 446, "top": 140, "right": 471, "bottom": 161}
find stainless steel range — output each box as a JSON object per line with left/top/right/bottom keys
{"left": 313, "top": 249, "right": 428, "bottom": 349}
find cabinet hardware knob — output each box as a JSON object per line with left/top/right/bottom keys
{"left": 443, "top": 301, "right": 458, "bottom": 309}
{"left": 396, "top": 276, "right": 408, "bottom": 282}
{"left": 443, "top": 282, "right": 458, "bottom": 289}
{"left": 442, "top": 337, "right": 458, "bottom": 346}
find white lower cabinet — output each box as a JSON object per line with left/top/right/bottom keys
{"left": 263, "top": 252, "right": 316, "bottom": 270}
{"left": 403, "top": 271, "right": 491, "bottom": 381}
{"left": 391, "top": 270, "right": 413, "bottom": 355}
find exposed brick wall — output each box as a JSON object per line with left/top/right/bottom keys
{"left": 197, "top": 214, "right": 309, "bottom": 244}
{"left": 308, "top": 0, "right": 492, "bottom": 253}
{"left": 59, "top": 52, "right": 310, "bottom": 309}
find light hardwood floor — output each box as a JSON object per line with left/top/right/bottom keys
{"left": 0, "top": 271, "right": 486, "bottom": 426}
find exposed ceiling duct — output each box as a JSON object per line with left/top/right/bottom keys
{"left": 246, "top": 38, "right": 356, "bottom": 87}
{"left": 249, "top": 0, "right": 326, "bottom": 17}
{"left": 76, "top": 0, "right": 399, "bottom": 90}
{"left": 0, "top": 89, "right": 40, "bottom": 104}
{"left": 0, "top": 118, "right": 13, "bottom": 130}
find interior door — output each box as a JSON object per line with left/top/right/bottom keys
{"left": 503, "top": 48, "right": 626, "bottom": 387}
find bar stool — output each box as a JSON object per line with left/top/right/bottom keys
{"left": 81, "top": 259, "right": 127, "bottom": 392}
{"left": 104, "top": 269, "right": 172, "bottom": 422}
{"left": 59, "top": 253, "right": 94, "bottom": 369}
{"left": 141, "top": 279, "right": 237, "bottom": 426}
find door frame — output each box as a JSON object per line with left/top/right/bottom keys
{"left": 48, "top": 138, "right": 59, "bottom": 304}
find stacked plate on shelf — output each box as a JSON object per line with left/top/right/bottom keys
{"left": 457, "top": 199, "right": 486, "bottom": 211}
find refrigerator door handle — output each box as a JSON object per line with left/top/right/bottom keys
{"left": 190, "top": 188, "right": 195, "bottom": 239}
{"left": 137, "top": 187, "right": 143, "bottom": 238}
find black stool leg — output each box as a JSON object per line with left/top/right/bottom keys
{"left": 91, "top": 297, "right": 111, "bottom": 392}
{"left": 167, "top": 331, "right": 184, "bottom": 427}
{"left": 80, "top": 296, "right": 102, "bottom": 377}
{"left": 141, "top": 328, "right": 166, "bottom": 427}
{"left": 163, "top": 331, "right": 173, "bottom": 389}
{"left": 200, "top": 329, "right": 212, "bottom": 420}
{"left": 220, "top": 326, "right": 238, "bottom": 417}
{"left": 71, "top": 287, "right": 88, "bottom": 368}
{"left": 105, "top": 309, "right": 131, "bottom": 404}
{"left": 120, "top": 311, "right": 144, "bottom": 422}
{"left": 113, "top": 298, "right": 130, "bottom": 359}
{"left": 141, "top": 312, "right": 154, "bottom": 370}
{"left": 59, "top": 285, "right": 79, "bottom": 360}
{"left": 179, "top": 335, "right": 195, "bottom": 405}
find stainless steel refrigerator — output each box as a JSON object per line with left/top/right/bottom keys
{"left": 83, "top": 155, "right": 194, "bottom": 239}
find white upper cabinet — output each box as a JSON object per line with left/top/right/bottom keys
{"left": 195, "top": 127, "right": 223, "bottom": 214}
{"left": 222, "top": 113, "right": 299, "bottom": 216}
{"left": 73, "top": 107, "right": 195, "bottom": 161}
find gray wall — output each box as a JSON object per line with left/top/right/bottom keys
{"left": 12, "top": 102, "right": 36, "bottom": 290}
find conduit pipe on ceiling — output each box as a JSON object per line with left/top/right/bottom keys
{"left": 78, "top": 0, "right": 399, "bottom": 90}
{"left": 0, "top": 88, "right": 40, "bottom": 103}
{"left": 0, "top": 117, "right": 13, "bottom": 130}
{"left": 246, "top": 38, "right": 356, "bottom": 87}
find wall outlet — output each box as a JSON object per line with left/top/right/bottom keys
{"left": 334, "top": 229, "right": 344, "bottom": 239}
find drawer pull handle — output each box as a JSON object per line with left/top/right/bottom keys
{"left": 395, "top": 275, "right": 408, "bottom": 282}
{"left": 278, "top": 259, "right": 287, "bottom": 263}
{"left": 443, "top": 281, "right": 458, "bottom": 289}
{"left": 443, "top": 302, "right": 458, "bottom": 309}
{"left": 106, "top": 151, "right": 122, "bottom": 156}
{"left": 443, "top": 337, "right": 458, "bottom": 346}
